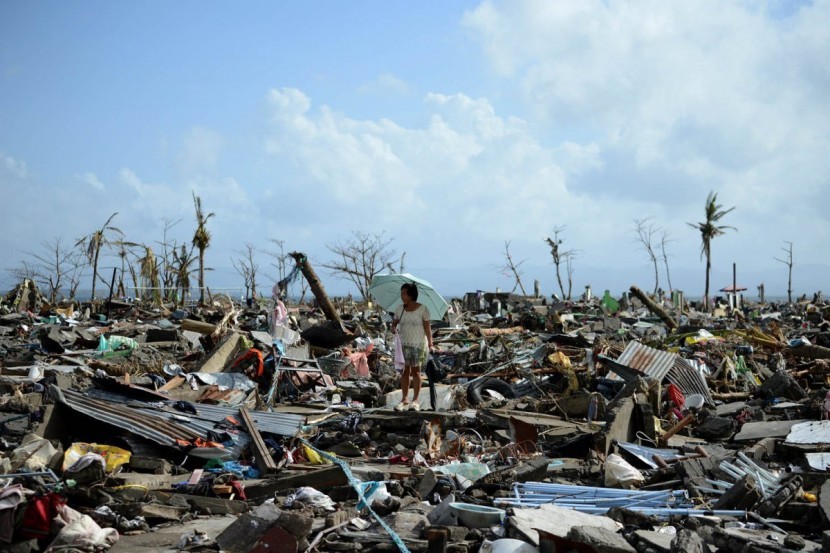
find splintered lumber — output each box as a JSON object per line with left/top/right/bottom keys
{"left": 210, "top": 307, "right": 240, "bottom": 342}
{"left": 630, "top": 285, "right": 677, "bottom": 330}
{"left": 479, "top": 326, "right": 525, "bottom": 336}
{"left": 240, "top": 407, "right": 277, "bottom": 474}
{"left": 290, "top": 252, "right": 344, "bottom": 327}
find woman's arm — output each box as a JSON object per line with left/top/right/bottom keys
{"left": 391, "top": 308, "right": 400, "bottom": 333}
{"left": 423, "top": 318, "right": 434, "bottom": 351}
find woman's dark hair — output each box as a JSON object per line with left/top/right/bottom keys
{"left": 401, "top": 282, "right": 419, "bottom": 301}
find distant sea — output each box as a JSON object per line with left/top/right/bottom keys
{"left": 3, "top": 285, "right": 799, "bottom": 306}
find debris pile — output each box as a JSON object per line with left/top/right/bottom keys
{"left": 2, "top": 275, "right": 830, "bottom": 553}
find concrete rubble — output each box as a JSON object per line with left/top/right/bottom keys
{"left": 2, "top": 278, "right": 830, "bottom": 552}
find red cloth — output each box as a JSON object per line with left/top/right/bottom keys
{"left": 229, "top": 480, "right": 246, "bottom": 501}
{"left": 666, "top": 383, "right": 685, "bottom": 410}
{"left": 18, "top": 493, "right": 66, "bottom": 539}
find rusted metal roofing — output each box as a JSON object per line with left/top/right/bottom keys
{"left": 601, "top": 341, "right": 713, "bottom": 405}
{"left": 616, "top": 341, "right": 677, "bottom": 382}
{"left": 52, "top": 386, "right": 201, "bottom": 447}
{"left": 53, "top": 385, "right": 306, "bottom": 457}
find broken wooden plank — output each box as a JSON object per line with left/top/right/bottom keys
{"left": 240, "top": 406, "right": 278, "bottom": 474}
{"left": 159, "top": 375, "right": 185, "bottom": 392}
{"left": 149, "top": 491, "right": 249, "bottom": 515}
{"left": 242, "top": 465, "right": 348, "bottom": 501}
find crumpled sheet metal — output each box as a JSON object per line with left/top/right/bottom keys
{"left": 600, "top": 341, "right": 714, "bottom": 405}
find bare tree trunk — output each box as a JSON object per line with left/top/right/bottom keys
{"left": 503, "top": 242, "right": 527, "bottom": 296}
{"left": 198, "top": 251, "right": 205, "bottom": 304}
{"left": 652, "top": 260, "right": 660, "bottom": 296}
{"left": 91, "top": 247, "right": 100, "bottom": 300}
{"left": 290, "top": 252, "right": 343, "bottom": 326}
{"left": 663, "top": 256, "right": 673, "bottom": 293}
{"left": 704, "top": 254, "right": 711, "bottom": 311}
{"left": 775, "top": 242, "right": 793, "bottom": 304}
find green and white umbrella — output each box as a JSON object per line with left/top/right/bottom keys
{"left": 368, "top": 273, "right": 449, "bottom": 321}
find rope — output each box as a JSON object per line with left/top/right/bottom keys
{"left": 299, "top": 439, "right": 411, "bottom": 553}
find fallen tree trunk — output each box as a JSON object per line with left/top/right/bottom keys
{"left": 290, "top": 252, "right": 344, "bottom": 328}
{"left": 630, "top": 285, "right": 677, "bottom": 330}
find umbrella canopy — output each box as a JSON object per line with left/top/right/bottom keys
{"left": 368, "top": 273, "right": 449, "bottom": 321}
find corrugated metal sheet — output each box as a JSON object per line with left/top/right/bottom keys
{"left": 601, "top": 341, "right": 713, "bottom": 405}
{"left": 616, "top": 341, "right": 676, "bottom": 382}
{"left": 82, "top": 387, "right": 306, "bottom": 437}
{"left": 53, "top": 386, "right": 202, "bottom": 447}
{"left": 54, "top": 386, "right": 306, "bottom": 458}
{"left": 175, "top": 402, "right": 306, "bottom": 437}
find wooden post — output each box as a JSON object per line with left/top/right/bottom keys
{"left": 629, "top": 285, "right": 677, "bottom": 330}
{"left": 240, "top": 407, "right": 278, "bottom": 474}
{"left": 289, "top": 252, "right": 343, "bottom": 326}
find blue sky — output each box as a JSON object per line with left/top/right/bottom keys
{"left": 2, "top": 1, "right": 829, "bottom": 300}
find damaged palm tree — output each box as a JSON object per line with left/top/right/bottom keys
{"left": 192, "top": 193, "right": 215, "bottom": 305}
{"left": 688, "top": 192, "right": 735, "bottom": 311}
{"left": 77, "top": 212, "right": 123, "bottom": 301}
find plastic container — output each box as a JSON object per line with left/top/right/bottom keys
{"left": 449, "top": 503, "right": 505, "bottom": 528}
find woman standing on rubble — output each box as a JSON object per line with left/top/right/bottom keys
{"left": 391, "top": 282, "right": 434, "bottom": 411}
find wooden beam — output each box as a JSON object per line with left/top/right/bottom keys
{"left": 180, "top": 319, "right": 218, "bottom": 335}
{"left": 240, "top": 407, "right": 278, "bottom": 474}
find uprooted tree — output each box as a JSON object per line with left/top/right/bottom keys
{"left": 544, "top": 227, "right": 578, "bottom": 300}
{"left": 322, "top": 231, "right": 397, "bottom": 300}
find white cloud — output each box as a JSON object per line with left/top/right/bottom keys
{"left": 3, "top": 154, "right": 28, "bottom": 179}
{"left": 459, "top": 0, "right": 830, "bottom": 266}
{"left": 260, "top": 86, "right": 645, "bottom": 269}
{"left": 76, "top": 172, "right": 105, "bottom": 191}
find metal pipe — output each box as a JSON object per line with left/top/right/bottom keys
{"left": 705, "top": 479, "right": 734, "bottom": 490}
{"left": 737, "top": 452, "right": 780, "bottom": 483}
{"left": 494, "top": 503, "right": 746, "bottom": 518}
{"left": 514, "top": 482, "right": 686, "bottom": 497}
{"left": 718, "top": 462, "right": 745, "bottom": 481}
